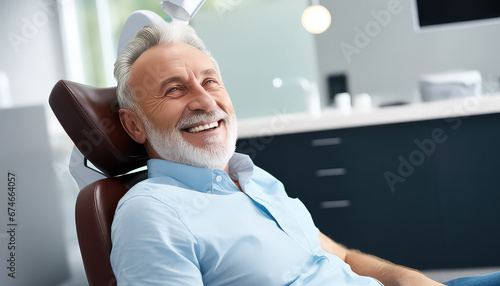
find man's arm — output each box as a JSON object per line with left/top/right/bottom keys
{"left": 319, "top": 232, "right": 444, "bottom": 286}
{"left": 111, "top": 196, "right": 204, "bottom": 286}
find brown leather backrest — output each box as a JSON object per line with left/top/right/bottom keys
{"left": 76, "top": 172, "right": 147, "bottom": 286}
{"left": 49, "top": 79, "right": 150, "bottom": 286}
{"left": 49, "top": 80, "right": 148, "bottom": 177}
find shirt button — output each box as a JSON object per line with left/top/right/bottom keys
{"left": 216, "top": 175, "right": 222, "bottom": 182}
{"left": 207, "top": 190, "right": 212, "bottom": 194}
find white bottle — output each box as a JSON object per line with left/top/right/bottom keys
{"left": 335, "top": 92, "right": 352, "bottom": 113}
{"left": 353, "top": 93, "right": 372, "bottom": 111}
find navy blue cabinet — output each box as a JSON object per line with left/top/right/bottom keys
{"left": 236, "top": 112, "right": 500, "bottom": 270}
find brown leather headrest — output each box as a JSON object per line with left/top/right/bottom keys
{"left": 49, "top": 80, "right": 148, "bottom": 177}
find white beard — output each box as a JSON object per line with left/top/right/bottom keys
{"left": 140, "top": 108, "right": 237, "bottom": 171}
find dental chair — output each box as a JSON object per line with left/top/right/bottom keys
{"left": 49, "top": 79, "right": 149, "bottom": 286}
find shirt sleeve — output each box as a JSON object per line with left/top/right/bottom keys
{"left": 110, "top": 195, "right": 204, "bottom": 286}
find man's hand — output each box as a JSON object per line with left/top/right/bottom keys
{"left": 319, "top": 232, "right": 445, "bottom": 286}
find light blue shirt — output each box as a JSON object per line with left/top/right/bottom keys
{"left": 110, "top": 153, "right": 382, "bottom": 286}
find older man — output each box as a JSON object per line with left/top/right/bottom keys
{"left": 110, "top": 22, "right": 449, "bottom": 285}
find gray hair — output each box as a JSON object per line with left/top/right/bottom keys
{"left": 114, "top": 22, "right": 219, "bottom": 111}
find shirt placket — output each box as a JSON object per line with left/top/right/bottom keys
{"left": 247, "top": 193, "right": 316, "bottom": 254}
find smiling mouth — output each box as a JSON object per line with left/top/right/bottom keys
{"left": 184, "top": 120, "right": 221, "bottom": 133}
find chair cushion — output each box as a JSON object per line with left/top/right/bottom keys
{"left": 49, "top": 80, "right": 148, "bottom": 176}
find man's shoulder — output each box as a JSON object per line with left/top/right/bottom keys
{"left": 116, "top": 177, "right": 196, "bottom": 212}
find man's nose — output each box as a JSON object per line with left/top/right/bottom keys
{"left": 187, "top": 85, "right": 217, "bottom": 111}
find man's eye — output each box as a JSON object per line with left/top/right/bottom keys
{"left": 205, "top": 79, "right": 217, "bottom": 85}
{"left": 166, "top": 87, "right": 180, "bottom": 94}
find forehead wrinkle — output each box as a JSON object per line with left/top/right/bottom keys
{"left": 157, "top": 65, "right": 200, "bottom": 95}
{"left": 200, "top": 68, "right": 220, "bottom": 78}
{"left": 158, "top": 66, "right": 217, "bottom": 94}
{"left": 158, "top": 75, "right": 185, "bottom": 94}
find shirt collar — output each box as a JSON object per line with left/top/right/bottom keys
{"left": 147, "top": 152, "right": 255, "bottom": 192}
{"left": 228, "top": 153, "right": 254, "bottom": 189}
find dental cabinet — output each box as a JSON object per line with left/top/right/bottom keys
{"left": 236, "top": 94, "right": 500, "bottom": 270}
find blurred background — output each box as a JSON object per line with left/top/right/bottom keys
{"left": 0, "top": 0, "right": 499, "bottom": 285}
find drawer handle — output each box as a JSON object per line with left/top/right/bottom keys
{"left": 316, "top": 168, "right": 346, "bottom": 177}
{"left": 311, "top": 137, "right": 342, "bottom": 146}
{"left": 320, "top": 200, "right": 351, "bottom": 209}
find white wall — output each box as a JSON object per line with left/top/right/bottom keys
{"left": 191, "top": 0, "right": 320, "bottom": 119}
{"left": 0, "top": 0, "right": 65, "bottom": 108}
{"left": 314, "top": 0, "right": 500, "bottom": 106}
{"left": 0, "top": 2, "right": 82, "bottom": 285}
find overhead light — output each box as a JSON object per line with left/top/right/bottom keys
{"left": 302, "top": 4, "right": 331, "bottom": 34}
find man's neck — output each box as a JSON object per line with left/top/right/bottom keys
{"left": 233, "top": 180, "right": 242, "bottom": 192}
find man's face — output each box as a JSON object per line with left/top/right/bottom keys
{"left": 127, "top": 42, "right": 237, "bottom": 170}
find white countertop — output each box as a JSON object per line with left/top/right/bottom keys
{"left": 237, "top": 93, "right": 500, "bottom": 138}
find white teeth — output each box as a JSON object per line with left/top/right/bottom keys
{"left": 187, "top": 121, "right": 219, "bottom": 133}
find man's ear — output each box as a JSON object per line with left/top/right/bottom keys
{"left": 119, "top": 109, "right": 147, "bottom": 144}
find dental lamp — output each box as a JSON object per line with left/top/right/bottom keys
{"left": 160, "top": 0, "right": 206, "bottom": 23}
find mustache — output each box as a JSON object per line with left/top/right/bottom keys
{"left": 176, "top": 109, "right": 230, "bottom": 129}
